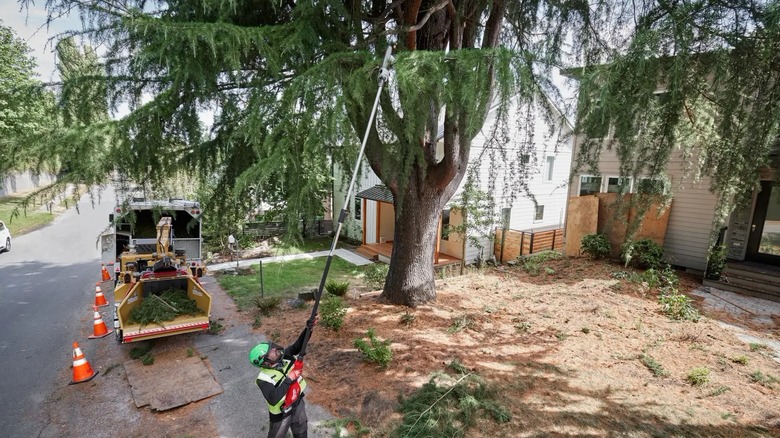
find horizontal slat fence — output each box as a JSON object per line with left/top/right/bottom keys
{"left": 494, "top": 227, "right": 564, "bottom": 263}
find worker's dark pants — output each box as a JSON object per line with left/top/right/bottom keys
{"left": 267, "top": 399, "right": 307, "bottom": 438}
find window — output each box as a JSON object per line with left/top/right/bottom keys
{"left": 578, "top": 176, "right": 602, "bottom": 196}
{"left": 545, "top": 156, "right": 555, "bottom": 181}
{"left": 354, "top": 197, "right": 362, "bottom": 220}
{"left": 606, "top": 176, "right": 631, "bottom": 193}
{"left": 441, "top": 209, "right": 451, "bottom": 241}
{"left": 534, "top": 205, "right": 545, "bottom": 222}
{"left": 520, "top": 154, "right": 530, "bottom": 165}
{"left": 635, "top": 178, "right": 666, "bottom": 195}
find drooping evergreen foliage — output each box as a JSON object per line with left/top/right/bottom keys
{"left": 0, "top": 22, "right": 56, "bottom": 183}
{"left": 23, "top": 0, "right": 780, "bottom": 306}
{"left": 570, "top": 0, "right": 780, "bottom": 225}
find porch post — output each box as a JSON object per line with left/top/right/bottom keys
{"left": 435, "top": 213, "right": 442, "bottom": 264}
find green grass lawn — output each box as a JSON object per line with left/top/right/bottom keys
{"left": 268, "top": 236, "right": 346, "bottom": 255}
{"left": 0, "top": 195, "right": 56, "bottom": 236}
{"left": 216, "top": 255, "right": 370, "bottom": 310}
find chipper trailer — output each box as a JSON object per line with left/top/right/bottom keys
{"left": 102, "top": 200, "right": 211, "bottom": 343}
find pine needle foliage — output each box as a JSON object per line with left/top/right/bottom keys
{"left": 394, "top": 363, "right": 510, "bottom": 438}
{"left": 128, "top": 288, "right": 204, "bottom": 326}
{"left": 25, "top": 0, "right": 780, "bottom": 306}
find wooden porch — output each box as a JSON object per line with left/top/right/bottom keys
{"left": 355, "top": 242, "right": 462, "bottom": 268}
{"left": 703, "top": 260, "right": 780, "bottom": 302}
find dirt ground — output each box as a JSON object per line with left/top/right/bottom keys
{"left": 40, "top": 256, "right": 780, "bottom": 437}
{"left": 262, "top": 257, "right": 780, "bottom": 437}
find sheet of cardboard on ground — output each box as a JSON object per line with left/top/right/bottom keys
{"left": 124, "top": 353, "right": 223, "bottom": 411}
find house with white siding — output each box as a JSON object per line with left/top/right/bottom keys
{"left": 333, "top": 96, "right": 574, "bottom": 266}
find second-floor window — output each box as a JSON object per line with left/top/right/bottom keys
{"left": 545, "top": 156, "right": 555, "bottom": 181}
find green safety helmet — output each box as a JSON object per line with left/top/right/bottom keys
{"left": 249, "top": 343, "right": 271, "bottom": 368}
{"left": 249, "top": 342, "right": 283, "bottom": 368}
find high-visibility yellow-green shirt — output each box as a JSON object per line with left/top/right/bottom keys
{"left": 255, "top": 359, "right": 307, "bottom": 416}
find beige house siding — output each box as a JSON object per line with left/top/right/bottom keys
{"left": 568, "top": 137, "right": 720, "bottom": 271}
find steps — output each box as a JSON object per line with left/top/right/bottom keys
{"left": 704, "top": 261, "right": 780, "bottom": 302}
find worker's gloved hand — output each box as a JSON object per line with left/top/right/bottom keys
{"left": 306, "top": 315, "right": 318, "bottom": 331}
{"left": 287, "top": 360, "right": 304, "bottom": 381}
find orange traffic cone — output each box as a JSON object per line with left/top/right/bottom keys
{"left": 69, "top": 342, "right": 98, "bottom": 385}
{"left": 101, "top": 263, "right": 111, "bottom": 281}
{"left": 94, "top": 282, "right": 108, "bottom": 307}
{"left": 88, "top": 306, "right": 113, "bottom": 339}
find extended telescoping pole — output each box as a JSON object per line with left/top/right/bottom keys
{"left": 298, "top": 46, "right": 394, "bottom": 358}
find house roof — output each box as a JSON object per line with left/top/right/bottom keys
{"left": 356, "top": 185, "right": 394, "bottom": 204}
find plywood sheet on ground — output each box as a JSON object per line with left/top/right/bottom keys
{"left": 124, "top": 354, "right": 223, "bottom": 411}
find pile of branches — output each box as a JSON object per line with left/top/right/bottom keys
{"left": 129, "top": 288, "right": 203, "bottom": 327}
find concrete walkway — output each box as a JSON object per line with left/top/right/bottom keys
{"left": 207, "top": 248, "right": 373, "bottom": 272}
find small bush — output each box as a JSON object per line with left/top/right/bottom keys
{"left": 581, "top": 234, "right": 611, "bottom": 259}
{"left": 325, "top": 280, "right": 350, "bottom": 297}
{"left": 254, "top": 296, "right": 282, "bottom": 316}
{"left": 705, "top": 244, "right": 728, "bottom": 280}
{"left": 732, "top": 355, "right": 749, "bottom": 365}
{"left": 447, "top": 314, "right": 476, "bottom": 333}
{"left": 686, "top": 367, "right": 711, "bottom": 386}
{"left": 320, "top": 295, "right": 347, "bottom": 331}
{"left": 519, "top": 251, "right": 562, "bottom": 275}
{"left": 640, "top": 353, "right": 669, "bottom": 377}
{"left": 749, "top": 343, "right": 768, "bottom": 352}
{"left": 364, "top": 263, "right": 389, "bottom": 290}
{"left": 658, "top": 290, "right": 700, "bottom": 322}
{"left": 750, "top": 371, "right": 779, "bottom": 388}
{"left": 354, "top": 328, "right": 393, "bottom": 368}
{"left": 622, "top": 239, "right": 664, "bottom": 269}
{"left": 400, "top": 311, "right": 416, "bottom": 328}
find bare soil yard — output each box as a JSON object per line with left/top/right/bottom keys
{"left": 264, "top": 257, "right": 780, "bottom": 437}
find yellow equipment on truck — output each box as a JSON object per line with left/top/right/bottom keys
{"left": 101, "top": 199, "right": 211, "bottom": 343}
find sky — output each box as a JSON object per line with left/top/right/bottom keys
{"left": 2, "top": 0, "right": 82, "bottom": 82}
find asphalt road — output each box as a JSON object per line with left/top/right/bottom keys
{"left": 0, "top": 187, "right": 116, "bottom": 437}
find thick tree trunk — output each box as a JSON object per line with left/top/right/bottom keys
{"left": 380, "top": 180, "right": 444, "bottom": 306}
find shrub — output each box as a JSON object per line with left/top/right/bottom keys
{"left": 705, "top": 244, "right": 728, "bottom": 280}
{"left": 254, "top": 296, "right": 282, "bottom": 317}
{"left": 325, "top": 280, "right": 350, "bottom": 297}
{"left": 641, "top": 266, "right": 678, "bottom": 290}
{"left": 354, "top": 328, "right": 393, "bottom": 368}
{"left": 686, "top": 367, "right": 711, "bottom": 386}
{"left": 622, "top": 239, "right": 664, "bottom": 269}
{"left": 320, "top": 295, "right": 347, "bottom": 331}
{"left": 658, "top": 290, "right": 700, "bottom": 322}
{"left": 400, "top": 311, "right": 416, "bottom": 328}
{"left": 519, "top": 251, "right": 562, "bottom": 275}
{"left": 581, "top": 233, "right": 611, "bottom": 259}
{"left": 364, "top": 263, "right": 389, "bottom": 290}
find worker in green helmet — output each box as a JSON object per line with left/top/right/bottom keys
{"left": 249, "top": 316, "right": 317, "bottom": 438}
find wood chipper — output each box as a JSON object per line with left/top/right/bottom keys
{"left": 102, "top": 200, "right": 211, "bottom": 343}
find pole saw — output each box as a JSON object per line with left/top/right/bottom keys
{"left": 282, "top": 46, "right": 395, "bottom": 409}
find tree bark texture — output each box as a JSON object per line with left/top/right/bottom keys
{"left": 381, "top": 176, "right": 447, "bottom": 306}
{"left": 366, "top": 0, "right": 503, "bottom": 306}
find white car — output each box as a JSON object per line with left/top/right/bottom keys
{"left": 0, "top": 220, "right": 11, "bottom": 253}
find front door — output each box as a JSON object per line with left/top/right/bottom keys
{"left": 746, "top": 181, "right": 780, "bottom": 264}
